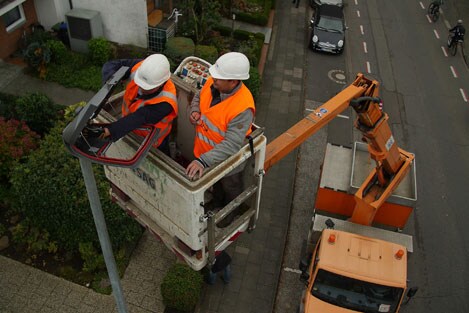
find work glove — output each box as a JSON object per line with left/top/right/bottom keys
{"left": 82, "top": 125, "right": 106, "bottom": 139}
{"left": 76, "top": 125, "right": 108, "bottom": 154}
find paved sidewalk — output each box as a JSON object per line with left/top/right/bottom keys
{"left": 0, "top": 1, "right": 307, "bottom": 312}
{"left": 0, "top": 231, "right": 175, "bottom": 313}
{"left": 0, "top": 60, "right": 96, "bottom": 107}
{"left": 198, "top": 2, "right": 307, "bottom": 313}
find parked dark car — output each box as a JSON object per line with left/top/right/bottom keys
{"left": 309, "top": 4, "right": 346, "bottom": 54}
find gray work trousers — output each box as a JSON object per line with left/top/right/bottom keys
{"left": 213, "top": 170, "right": 244, "bottom": 208}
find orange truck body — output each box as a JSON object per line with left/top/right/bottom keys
{"left": 302, "top": 229, "right": 408, "bottom": 313}
{"left": 275, "top": 73, "right": 419, "bottom": 312}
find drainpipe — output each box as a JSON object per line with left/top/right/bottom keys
{"left": 69, "top": 0, "right": 73, "bottom": 10}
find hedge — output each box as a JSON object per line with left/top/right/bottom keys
{"left": 245, "top": 66, "right": 261, "bottom": 101}
{"left": 0, "top": 92, "right": 18, "bottom": 119}
{"left": 234, "top": 0, "right": 272, "bottom": 26}
{"left": 212, "top": 25, "right": 232, "bottom": 37}
{"left": 13, "top": 93, "right": 59, "bottom": 136}
{"left": 161, "top": 263, "right": 203, "bottom": 312}
{"left": 88, "top": 37, "right": 114, "bottom": 66}
{"left": 164, "top": 37, "right": 196, "bottom": 66}
{"left": 194, "top": 45, "right": 219, "bottom": 64}
{"left": 46, "top": 39, "right": 68, "bottom": 65}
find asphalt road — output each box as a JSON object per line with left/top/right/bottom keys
{"left": 275, "top": 0, "right": 469, "bottom": 312}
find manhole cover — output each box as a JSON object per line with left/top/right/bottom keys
{"left": 328, "top": 70, "right": 346, "bottom": 84}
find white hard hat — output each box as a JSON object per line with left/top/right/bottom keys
{"left": 209, "top": 52, "right": 250, "bottom": 80}
{"left": 134, "top": 54, "right": 171, "bottom": 90}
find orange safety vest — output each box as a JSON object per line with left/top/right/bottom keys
{"left": 194, "top": 77, "right": 255, "bottom": 158}
{"left": 122, "top": 62, "right": 178, "bottom": 147}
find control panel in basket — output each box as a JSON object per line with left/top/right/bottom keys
{"left": 174, "top": 57, "right": 212, "bottom": 90}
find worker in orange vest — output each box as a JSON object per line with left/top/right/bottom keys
{"left": 186, "top": 52, "right": 255, "bottom": 226}
{"left": 83, "top": 54, "right": 178, "bottom": 155}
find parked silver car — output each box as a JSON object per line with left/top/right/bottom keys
{"left": 310, "top": 0, "right": 344, "bottom": 8}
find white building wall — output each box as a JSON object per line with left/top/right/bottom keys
{"left": 54, "top": 0, "right": 70, "bottom": 22}
{"left": 34, "top": 0, "right": 71, "bottom": 30}
{"left": 72, "top": 0, "right": 147, "bottom": 48}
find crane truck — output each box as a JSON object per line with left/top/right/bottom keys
{"left": 63, "top": 57, "right": 418, "bottom": 312}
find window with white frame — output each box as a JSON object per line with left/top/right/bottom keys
{"left": 1, "top": 0, "right": 27, "bottom": 33}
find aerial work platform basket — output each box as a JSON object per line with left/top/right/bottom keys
{"left": 92, "top": 57, "right": 267, "bottom": 270}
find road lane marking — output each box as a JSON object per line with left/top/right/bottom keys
{"left": 357, "top": 10, "right": 361, "bottom": 18}
{"left": 360, "top": 25, "right": 364, "bottom": 35}
{"left": 450, "top": 66, "right": 458, "bottom": 78}
{"left": 338, "top": 114, "right": 350, "bottom": 119}
{"left": 284, "top": 267, "right": 302, "bottom": 274}
{"left": 426, "top": 15, "right": 432, "bottom": 23}
{"left": 366, "top": 61, "right": 371, "bottom": 73}
{"left": 433, "top": 29, "right": 440, "bottom": 39}
{"left": 355, "top": 0, "right": 358, "bottom": 5}
{"left": 419, "top": 1, "right": 425, "bottom": 9}
{"left": 327, "top": 69, "right": 347, "bottom": 84}
{"left": 441, "top": 46, "right": 448, "bottom": 57}
{"left": 460, "top": 89, "right": 468, "bottom": 102}
{"left": 363, "top": 42, "right": 368, "bottom": 53}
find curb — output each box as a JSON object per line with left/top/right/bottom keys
{"left": 258, "top": 10, "right": 275, "bottom": 78}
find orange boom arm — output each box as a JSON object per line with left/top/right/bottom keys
{"left": 264, "top": 73, "right": 414, "bottom": 226}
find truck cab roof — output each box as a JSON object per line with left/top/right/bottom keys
{"left": 318, "top": 229, "right": 407, "bottom": 287}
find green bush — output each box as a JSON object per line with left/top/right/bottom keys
{"left": 43, "top": 42, "right": 149, "bottom": 91}
{"left": 254, "top": 32, "right": 266, "bottom": 41}
{"left": 21, "top": 28, "right": 54, "bottom": 49}
{"left": 0, "top": 117, "right": 39, "bottom": 181}
{"left": 208, "top": 28, "right": 264, "bottom": 67}
{"left": 23, "top": 42, "right": 51, "bottom": 79}
{"left": 0, "top": 92, "right": 18, "bottom": 119}
{"left": 10, "top": 110, "right": 143, "bottom": 251}
{"left": 11, "top": 219, "right": 58, "bottom": 254}
{"left": 233, "top": 0, "right": 272, "bottom": 26}
{"left": 195, "top": 45, "right": 218, "bottom": 64}
{"left": 235, "top": 12, "right": 268, "bottom": 26}
{"left": 237, "top": 36, "right": 260, "bottom": 67}
{"left": 164, "top": 37, "right": 195, "bottom": 65}
{"left": 46, "top": 60, "right": 102, "bottom": 92}
{"left": 13, "top": 93, "right": 59, "bottom": 136}
{"left": 233, "top": 29, "right": 252, "bottom": 41}
{"left": 79, "top": 242, "right": 105, "bottom": 273}
{"left": 178, "top": 0, "right": 221, "bottom": 43}
{"left": 245, "top": 66, "right": 261, "bottom": 101}
{"left": 212, "top": 25, "right": 232, "bottom": 37}
{"left": 161, "top": 263, "right": 203, "bottom": 312}
{"left": 63, "top": 65, "right": 102, "bottom": 91}
{"left": 88, "top": 37, "right": 114, "bottom": 66}
{"left": 45, "top": 50, "right": 102, "bottom": 91}
{"left": 205, "top": 32, "right": 229, "bottom": 56}
{"left": 46, "top": 39, "right": 68, "bottom": 65}
{"left": 0, "top": 224, "right": 6, "bottom": 237}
